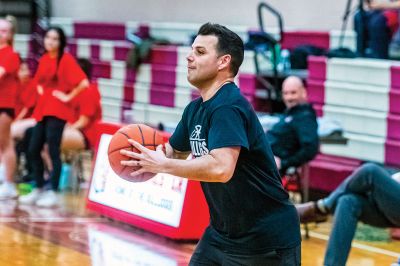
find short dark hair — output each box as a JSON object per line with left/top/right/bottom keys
{"left": 197, "top": 23, "right": 244, "bottom": 76}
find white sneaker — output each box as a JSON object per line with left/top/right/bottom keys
{"left": 18, "top": 189, "right": 42, "bottom": 205}
{"left": 36, "top": 190, "right": 59, "bottom": 208}
{"left": 0, "top": 183, "right": 18, "bottom": 200}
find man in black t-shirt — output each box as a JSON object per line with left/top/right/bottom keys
{"left": 121, "top": 23, "right": 301, "bottom": 265}
{"left": 267, "top": 76, "right": 319, "bottom": 174}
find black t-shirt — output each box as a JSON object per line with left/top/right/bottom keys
{"left": 169, "top": 83, "right": 300, "bottom": 253}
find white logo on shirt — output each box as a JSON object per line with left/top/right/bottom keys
{"left": 285, "top": 116, "right": 293, "bottom": 123}
{"left": 189, "top": 125, "right": 209, "bottom": 157}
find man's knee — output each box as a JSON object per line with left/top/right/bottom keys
{"left": 357, "top": 162, "right": 382, "bottom": 177}
{"left": 336, "top": 194, "right": 363, "bottom": 217}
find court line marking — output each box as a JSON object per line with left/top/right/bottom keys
{"left": 0, "top": 217, "right": 105, "bottom": 223}
{"left": 303, "top": 229, "right": 400, "bottom": 258}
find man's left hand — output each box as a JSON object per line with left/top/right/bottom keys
{"left": 120, "top": 139, "right": 167, "bottom": 177}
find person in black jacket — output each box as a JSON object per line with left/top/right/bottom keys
{"left": 267, "top": 76, "right": 319, "bottom": 174}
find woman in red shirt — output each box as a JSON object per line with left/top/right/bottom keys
{"left": 0, "top": 18, "right": 20, "bottom": 200}
{"left": 19, "top": 27, "right": 89, "bottom": 207}
{"left": 61, "top": 58, "right": 102, "bottom": 151}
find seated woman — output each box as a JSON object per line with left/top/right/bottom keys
{"left": 61, "top": 58, "right": 102, "bottom": 151}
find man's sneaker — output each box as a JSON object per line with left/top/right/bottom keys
{"left": 36, "top": 190, "right": 59, "bottom": 208}
{"left": 18, "top": 189, "right": 42, "bottom": 205}
{"left": 0, "top": 183, "right": 18, "bottom": 200}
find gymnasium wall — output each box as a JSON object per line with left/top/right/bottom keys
{"left": 52, "top": 0, "right": 354, "bottom": 31}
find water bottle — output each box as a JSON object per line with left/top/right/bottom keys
{"left": 280, "top": 49, "right": 291, "bottom": 72}
{"left": 59, "top": 163, "right": 72, "bottom": 191}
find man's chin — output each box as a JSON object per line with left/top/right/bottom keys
{"left": 187, "top": 76, "right": 197, "bottom": 87}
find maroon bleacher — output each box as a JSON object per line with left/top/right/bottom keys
{"left": 74, "top": 22, "right": 126, "bottom": 40}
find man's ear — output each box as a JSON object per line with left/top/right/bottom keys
{"left": 301, "top": 87, "right": 308, "bottom": 100}
{"left": 218, "top": 54, "right": 231, "bottom": 71}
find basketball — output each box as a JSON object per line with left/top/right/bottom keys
{"left": 107, "top": 124, "right": 164, "bottom": 182}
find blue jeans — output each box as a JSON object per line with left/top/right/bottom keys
{"left": 322, "top": 163, "right": 400, "bottom": 266}
{"left": 354, "top": 10, "right": 390, "bottom": 59}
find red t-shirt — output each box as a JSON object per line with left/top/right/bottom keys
{"left": 15, "top": 79, "right": 38, "bottom": 118}
{"left": 32, "top": 52, "right": 87, "bottom": 122}
{"left": 0, "top": 45, "right": 20, "bottom": 109}
{"left": 70, "top": 82, "right": 102, "bottom": 149}
{"left": 384, "top": 10, "right": 399, "bottom": 36}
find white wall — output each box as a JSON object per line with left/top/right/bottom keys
{"left": 52, "top": 0, "right": 356, "bottom": 31}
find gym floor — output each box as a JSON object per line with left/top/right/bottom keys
{"left": 0, "top": 190, "right": 399, "bottom": 266}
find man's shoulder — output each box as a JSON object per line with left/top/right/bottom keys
{"left": 182, "top": 97, "right": 202, "bottom": 117}
{"left": 291, "top": 104, "right": 317, "bottom": 118}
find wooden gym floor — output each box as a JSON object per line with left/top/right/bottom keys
{"left": 0, "top": 190, "right": 399, "bottom": 266}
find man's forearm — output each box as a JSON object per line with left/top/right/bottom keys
{"left": 163, "top": 154, "right": 231, "bottom": 183}
{"left": 165, "top": 142, "right": 191, "bottom": 160}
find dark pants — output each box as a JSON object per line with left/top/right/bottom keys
{"left": 323, "top": 163, "right": 400, "bottom": 266}
{"left": 354, "top": 10, "right": 390, "bottom": 59}
{"left": 189, "top": 236, "right": 301, "bottom": 266}
{"left": 28, "top": 116, "right": 66, "bottom": 191}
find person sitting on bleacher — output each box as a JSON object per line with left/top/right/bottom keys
{"left": 296, "top": 163, "right": 400, "bottom": 266}
{"left": 266, "top": 76, "right": 319, "bottom": 174}
{"left": 61, "top": 58, "right": 102, "bottom": 151}
{"left": 354, "top": 0, "right": 400, "bottom": 59}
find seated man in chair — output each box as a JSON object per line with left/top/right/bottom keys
{"left": 266, "top": 76, "right": 319, "bottom": 175}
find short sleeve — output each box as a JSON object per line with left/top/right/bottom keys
{"left": 169, "top": 108, "right": 191, "bottom": 152}
{"left": 1, "top": 52, "right": 20, "bottom": 74}
{"left": 208, "top": 106, "right": 249, "bottom": 151}
{"left": 61, "top": 53, "right": 87, "bottom": 86}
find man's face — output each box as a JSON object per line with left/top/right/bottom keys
{"left": 186, "top": 35, "right": 221, "bottom": 88}
{"left": 282, "top": 83, "right": 306, "bottom": 109}
{"left": 0, "top": 20, "right": 12, "bottom": 45}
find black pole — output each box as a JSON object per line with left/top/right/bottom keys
{"left": 339, "top": 0, "right": 353, "bottom": 48}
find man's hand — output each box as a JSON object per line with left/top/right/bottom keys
{"left": 274, "top": 156, "right": 282, "bottom": 170}
{"left": 52, "top": 90, "right": 71, "bottom": 102}
{"left": 120, "top": 139, "right": 168, "bottom": 178}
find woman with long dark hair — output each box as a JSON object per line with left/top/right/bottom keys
{"left": 19, "top": 26, "right": 89, "bottom": 207}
